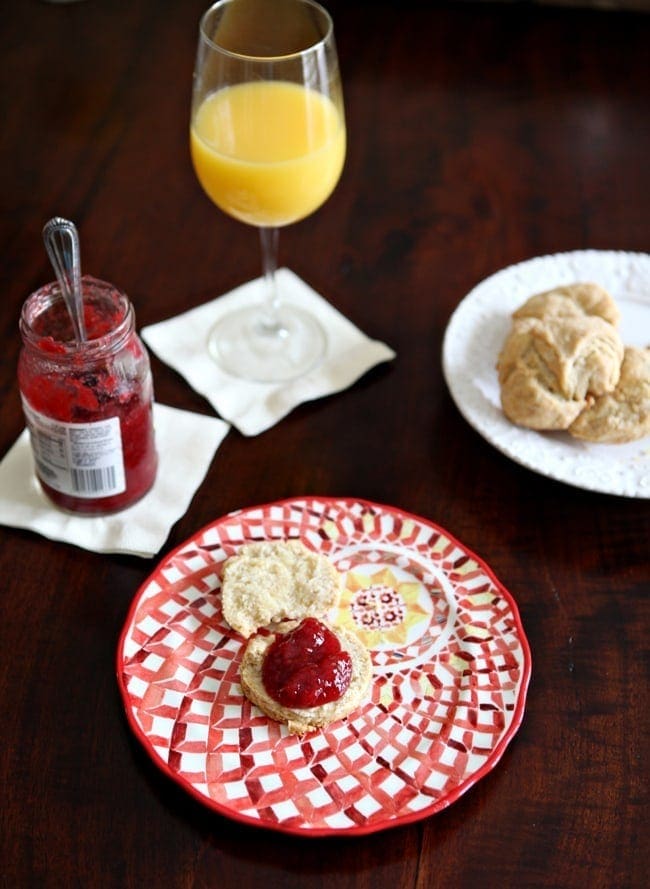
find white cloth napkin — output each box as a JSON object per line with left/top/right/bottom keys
{"left": 0, "top": 403, "right": 229, "bottom": 558}
{"left": 141, "top": 269, "right": 396, "bottom": 436}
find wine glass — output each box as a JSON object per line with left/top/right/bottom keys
{"left": 190, "top": 0, "right": 346, "bottom": 382}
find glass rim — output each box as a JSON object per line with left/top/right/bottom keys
{"left": 198, "top": 0, "right": 333, "bottom": 62}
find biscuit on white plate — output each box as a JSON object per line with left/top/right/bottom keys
{"left": 497, "top": 315, "right": 624, "bottom": 430}
{"left": 221, "top": 539, "right": 341, "bottom": 638}
{"left": 569, "top": 346, "right": 650, "bottom": 443}
{"left": 512, "top": 282, "right": 620, "bottom": 327}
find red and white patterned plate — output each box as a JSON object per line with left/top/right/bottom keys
{"left": 117, "top": 497, "right": 531, "bottom": 836}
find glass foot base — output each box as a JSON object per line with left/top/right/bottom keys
{"left": 207, "top": 304, "right": 327, "bottom": 383}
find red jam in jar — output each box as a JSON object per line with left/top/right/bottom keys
{"left": 18, "top": 275, "right": 157, "bottom": 515}
{"left": 262, "top": 618, "right": 352, "bottom": 708}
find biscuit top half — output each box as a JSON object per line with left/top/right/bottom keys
{"left": 221, "top": 539, "right": 342, "bottom": 638}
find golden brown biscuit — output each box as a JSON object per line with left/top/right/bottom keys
{"left": 569, "top": 346, "right": 650, "bottom": 443}
{"left": 512, "top": 282, "right": 620, "bottom": 327}
{"left": 497, "top": 315, "right": 624, "bottom": 430}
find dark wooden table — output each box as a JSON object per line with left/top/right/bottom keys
{"left": 1, "top": 1, "right": 648, "bottom": 886}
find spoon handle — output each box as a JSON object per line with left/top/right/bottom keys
{"left": 42, "top": 217, "right": 87, "bottom": 343}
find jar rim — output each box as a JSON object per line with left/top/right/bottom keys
{"left": 20, "top": 275, "right": 134, "bottom": 361}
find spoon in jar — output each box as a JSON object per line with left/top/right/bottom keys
{"left": 42, "top": 216, "right": 87, "bottom": 343}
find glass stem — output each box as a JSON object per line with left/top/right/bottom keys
{"left": 259, "top": 226, "right": 285, "bottom": 336}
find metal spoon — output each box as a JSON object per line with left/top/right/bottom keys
{"left": 42, "top": 217, "right": 87, "bottom": 343}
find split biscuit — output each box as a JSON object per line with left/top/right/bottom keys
{"left": 240, "top": 620, "right": 372, "bottom": 735}
{"left": 221, "top": 539, "right": 341, "bottom": 638}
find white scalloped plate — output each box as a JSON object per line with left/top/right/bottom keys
{"left": 442, "top": 250, "right": 650, "bottom": 498}
{"left": 117, "top": 497, "right": 531, "bottom": 836}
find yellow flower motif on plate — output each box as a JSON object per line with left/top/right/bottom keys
{"left": 335, "top": 566, "right": 432, "bottom": 650}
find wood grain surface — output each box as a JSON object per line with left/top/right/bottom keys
{"left": 1, "top": 1, "right": 648, "bottom": 887}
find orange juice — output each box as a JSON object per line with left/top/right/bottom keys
{"left": 190, "top": 80, "right": 345, "bottom": 227}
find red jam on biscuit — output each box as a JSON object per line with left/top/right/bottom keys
{"left": 261, "top": 617, "right": 352, "bottom": 708}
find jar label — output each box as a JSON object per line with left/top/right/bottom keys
{"left": 21, "top": 400, "right": 127, "bottom": 499}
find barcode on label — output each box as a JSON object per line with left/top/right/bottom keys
{"left": 71, "top": 466, "right": 118, "bottom": 494}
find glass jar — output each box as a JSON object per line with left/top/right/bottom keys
{"left": 18, "top": 275, "right": 158, "bottom": 515}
